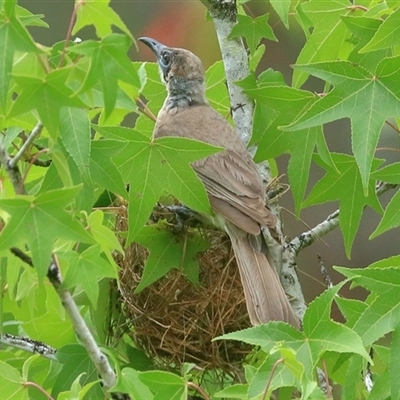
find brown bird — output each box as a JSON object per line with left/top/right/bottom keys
{"left": 139, "top": 37, "right": 299, "bottom": 328}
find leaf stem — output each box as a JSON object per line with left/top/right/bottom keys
{"left": 58, "top": 0, "right": 83, "bottom": 68}
{"left": 23, "top": 382, "right": 54, "bottom": 400}
{"left": 261, "top": 358, "right": 284, "bottom": 400}
{"left": 187, "top": 382, "right": 211, "bottom": 400}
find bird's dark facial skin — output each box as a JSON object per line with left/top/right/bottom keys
{"left": 158, "top": 49, "right": 174, "bottom": 81}
{"left": 138, "top": 37, "right": 174, "bottom": 82}
{"left": 159, "top": 49, "right": 172, "bottom": 70}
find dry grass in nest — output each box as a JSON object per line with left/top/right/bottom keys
{"left": 114, "top": 207, "right": 253, "bottom": 373}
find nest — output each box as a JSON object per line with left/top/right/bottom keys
{"left": 114, "top": 206, "right": 253, "bottom": 373}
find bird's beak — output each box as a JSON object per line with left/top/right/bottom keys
{"left": 138, "top": 37, "right": 168, "bottom": 59}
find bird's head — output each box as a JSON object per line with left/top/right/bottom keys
{"left": 139, "top": 37, "right": 207, "bottom": 109}
{"left": 139, "top": 37, "right": 204, "bottom": 84}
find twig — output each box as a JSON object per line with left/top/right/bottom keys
{"left": 136, "top": 97, "right": 157, "bottom": 122}
{"left": 364, "top": 348, "right": 374, "bottom": 392}
{"left": 8, "top": 121, "right": 43, "bottom": 169}
{"left": 0, "top": 333, "right": 57, "bottom": 361}
{"left": 10, "top": 248, "right": 117, "bottom": 390}
{"left": 288, "top": 181, "right": 397, "bottom": 255}
{"left": 0, "top": 139, "right": 26, "bottom": 195}
{"left": 3, "top": 137, "right": 116, "bottom": 388}
{"left": 187, "top": 382, "right": 211, "bottom": 400}
{"left": 318, "top": 254, "right": 333, "bottom": 288}
{"left": 320, "top": 360, "right": 333, "bottom": 398}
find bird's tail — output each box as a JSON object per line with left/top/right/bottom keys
{"left": 226, "top": 226, "right": 299, "bottom": 328}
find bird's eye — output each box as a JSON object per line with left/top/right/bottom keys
{"left": 160, "top": 51, "right": 171, "bottom": 68}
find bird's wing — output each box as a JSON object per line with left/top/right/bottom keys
{"left": 193, "top": 150, "right": 276, "bottom": 235}
{"left": 155, "top": 105, "right": 276, "bottom": 234}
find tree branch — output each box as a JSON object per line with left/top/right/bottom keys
{"left": 0, "top": 140, "right": 27, "bottom": 195}
{"left": 9, "top": 121, "right": 43, "bottom": 169}
{"left": 288, "top": 181, "right": 397, "bottom": 255}
{"left": 200, "top": 0, "right": 306, "bottom": 322}
{"left": 3, "top": 133, "right": 117, "bottom": 390}
{"left": 0, "top": 333, "right": 57, "bottom": 361}
{"left": 200, "top": 0, "right": 253, "bottom": 145}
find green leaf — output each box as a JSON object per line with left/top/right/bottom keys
{"left": 58, "top": 374, "right": 100, "bottom": 400}
{"left": 286, "top": 58, "right": 400, "bottom": 193}
{"left": 219, "top": 283, "right": 370, "bottom": 397}
{"left": 9, "top": 68, "right": 87, "bottom": 138}
{"left": 214, "top": 384, "right": 248, "bottom": 399}
{"left": 59, "top": 107, "right": 91, "bottom": 181}
{"left": 335, "top": 297, "right": 367, "bottom": 327}
{"left": 89, "top": 140, "right": 128, "bottom": 199}
{"left": 134, "top": 222, "right": 208, "bottom": 292}
{"left": 370, "top": 189, "right": 400, "bottom": 238}
{"left": 72, "top": 0, "right": 133, "bottom": 39}
{"left": 63, "top": 245, "right": 117, "bottom": 308}
{"left": 391, "top": 328, "right": 400, "bottom": 399}
{"left": 139, "top": 370, "right": 186, "bottom": 400}
{"left": 23, "top": 308, "right": 75, "bottom": 349}
{"left": 248, "top": 350, "right": 298, "bottom": 398}
{"left": 15, "top": 5, "right": 48, "bottom": 28}
{"left": 371, "top": 161, "right": 400, "bottom": 183}
{"left": 249, "top": 44, "right": 266, "bottom": 71}
{"left": 94, "top": 125, "right": 221, "bottom": 243}
{"left": 336, "top": 266, "right": 400, "bottom": 346}
{"left": 0, "top": 0, "right": 40, "bottom": 111}
{"left": 205, "top": 61, "right": 230, "bottom": 117}
{"left": 68, "top": 34, "right": 140, "bottom": 119}
{"left": 341, "top": 16, "right": 387, "bottom": 73}
{"left": 270, "top": 0, "right": 290, "bottom": 29}
{"left": 229, "top": 13, "right": 277, "bottom": 54}
{"left": 52, "top": 344, "right": 98, "bottom": 398}
{"left": 0, "top": 186, "right": 94, "bottom": 280}
{"left": 303, "top": 154, "right": 382, "bottom": 256}
{"left": 0, "top": 360, "right": 27, "bottom": 400}
{"left": 134, "top": 62, "right": 165, "bottom": 137}
{"left": 111, "top": 368, "right": 154, "bottom": 400}
{"left": 87, "top": 210, "right": 123, "bottom": 260}
{"left": 244, "top": 82, "right": 326, "bottom": 212}
{"left": 293, "top": 0, "right": 352, "bottom": 87}
{"left": 360, "top": 7, "right": 400, "bottom": 53}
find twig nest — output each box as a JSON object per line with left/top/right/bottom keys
{"left": 115, "top": 207, "right": 252, "bottom": 372}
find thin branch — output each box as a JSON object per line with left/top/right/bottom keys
{"left": 0, "top": 139, "right": 26, "bottom": 195}
{"left": 288, "top": 181, "right": 397, "bottom": 255}
{"left": 2, "top": 134, "right": 116, "bottom": 388}
{"left": 9, "top": 121, "right": 43, "bottom": 169}
{"left": 318, "top": 254, "right": 333, "bottom": 288}
{"left": 53, "top": 274, "right": 116, "bottom": 388}
{"left": 10, "top": 248, "right": 117, "bottom": 390}
{"left": 364, "top": 348, "right": 374, "bottom": 392}
{"left": 136, "top": 97, "right": 157, "bottom": 122}
{"left": 0, "top": 333, "right": 57, "bottom": 362}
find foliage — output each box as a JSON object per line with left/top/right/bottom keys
{"left": 0, "top": 0, "right": 399, "bottom": 399}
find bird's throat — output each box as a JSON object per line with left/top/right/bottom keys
{"left": 164, "top": 77, "right": 207, "bottom": 110}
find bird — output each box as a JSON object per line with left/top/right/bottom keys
{"left": 139, "top": 37, "right": 299, "bottom": 328}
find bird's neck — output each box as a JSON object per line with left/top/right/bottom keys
{"left": 164, "top": 77, "right": 208, "bottom": 110}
